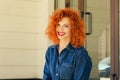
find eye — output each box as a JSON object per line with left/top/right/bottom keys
{"left": 65, "top": 25, "right": 69, "bottom": 27}
{"left": 56, "top": 24, "right": 60, "bottom": 27}
{"left": 64, "top": 24, "right": 70, "bottom": 28}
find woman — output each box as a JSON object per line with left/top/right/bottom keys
{"left": 43, "top": 8, "right": 92, "bottom": 80}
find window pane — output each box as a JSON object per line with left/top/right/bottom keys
{"left": 85, "top": 0, "right": 110, "bottom": 80}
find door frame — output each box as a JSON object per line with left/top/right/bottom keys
{"left": 110, "top": 0, "right": 119, "bottom": 79}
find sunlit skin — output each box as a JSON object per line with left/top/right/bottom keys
{"left": 56, "top": 17, "right": 71, "bottom": 53}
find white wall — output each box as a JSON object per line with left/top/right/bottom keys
{"left": 0, "top": 0, "right": 54, "bottom": 79}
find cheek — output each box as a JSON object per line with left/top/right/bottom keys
{"left": 66, "top": 30, "right": 71, "bottom": 36}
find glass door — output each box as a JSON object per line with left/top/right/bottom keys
{"left": 83, "top": 0, "right": 110, "bottom": 80}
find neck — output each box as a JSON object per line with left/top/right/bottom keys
{"left": 58, "top": 40, "right": 70, "bottom": 54}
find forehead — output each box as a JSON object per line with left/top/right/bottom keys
{"left": 59, "top": 17, "right": 70, "bottom": 24}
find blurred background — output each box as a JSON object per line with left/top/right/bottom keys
{"left": 0, "top": 0, "right": 53, "bottom": 79}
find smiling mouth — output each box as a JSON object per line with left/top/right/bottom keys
{"left": 58, "top": 32, "right": 65, "bottom": 36}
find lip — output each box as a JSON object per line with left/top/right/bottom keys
{"left": 58, "top": 32, "right": 65, "bottom": 36}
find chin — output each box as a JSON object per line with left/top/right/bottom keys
{"left": 58, "top": 37, "right": 70, "bottom": 41}
{"left": 58, "top": 37, "right": 64, "bottom": 40}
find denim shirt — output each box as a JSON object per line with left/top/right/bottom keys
{"left": 43, "top": 43, "right": 92, "bottom": 80}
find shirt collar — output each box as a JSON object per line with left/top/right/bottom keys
{"left": 66, "top": 43, "right": 74, "bottom": 52}
{"left": 53, "top": 43, "right": 74, "bottom": 52}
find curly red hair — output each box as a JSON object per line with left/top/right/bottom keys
{"left": 45, "top": 8, "right": 86, "bottom": 47}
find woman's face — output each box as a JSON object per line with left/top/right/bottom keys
{"left": 56, "top": 17, "right": 71, "bottom": 41}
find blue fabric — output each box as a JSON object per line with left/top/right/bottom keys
{"left": 43, "top": 43, "right": 92, "bottom": 80}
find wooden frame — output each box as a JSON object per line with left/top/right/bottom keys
{"left": 110, "top": 0, "right": 119, "bottom": 79}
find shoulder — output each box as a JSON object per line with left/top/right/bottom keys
{"left": 75, "top": 46, "right": 92, "bottom": 62}
{"left": 47, "top": 44, "right": 57, "bottom": 50}
{"left": 75, "top": 46, "right": 89, "bottom": 57}
{"left": 75, "top": 46, "right": 92, "bottom": 65}
{"left": 45, "top": 44, "right": 57, "bottom": 55}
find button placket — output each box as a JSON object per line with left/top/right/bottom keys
{"left": 55, "top": 58, "right": 60, "bottom": 79}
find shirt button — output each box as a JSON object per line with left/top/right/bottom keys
{"left": 56, "top": 73, "right": 59, "bottom": 76}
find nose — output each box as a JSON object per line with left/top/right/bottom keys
{"left": 57, "top": 26, "right": 64, "bottom": 31}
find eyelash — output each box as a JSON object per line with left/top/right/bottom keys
{"left": 57, "top": 25, "right": 69, "bottom": 27}
{"left": 65, "top": 25, "right": 69, "bottom": 27}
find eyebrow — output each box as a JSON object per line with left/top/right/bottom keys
{"left": 63, "top": 24, "right": 71, "bottom": 27}
{"left": 58, "top": 23, "right": 70, "bottom": 26}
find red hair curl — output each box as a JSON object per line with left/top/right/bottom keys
{"left": 45, "top": 8, "right": 86, "bottom": 47}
